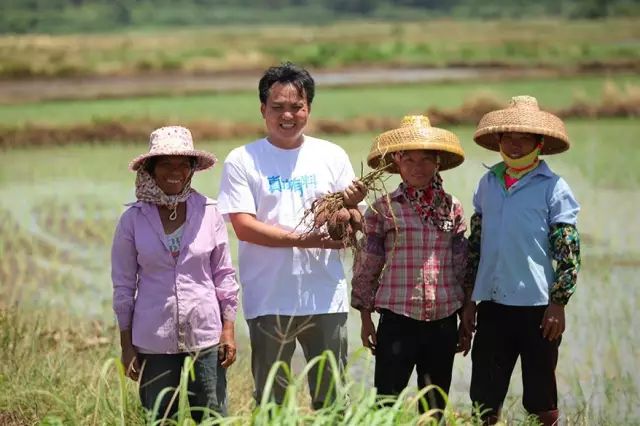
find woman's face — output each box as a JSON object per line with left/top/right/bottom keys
{"left": 499, "top": 132, "right": 539, "bottom": 159}
{"left": 395, "top": 150, "right": 439, "bottom": 189}
{"left": 152, "top": 155, "right": 193, "bottom": 195}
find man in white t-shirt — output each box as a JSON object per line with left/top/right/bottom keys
{"left": 217, "top": 62, "right": 366, "bottom": 409}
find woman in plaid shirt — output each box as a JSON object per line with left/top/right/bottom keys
{"left": 351, "top": 115, "right": 471, "bottom": 414}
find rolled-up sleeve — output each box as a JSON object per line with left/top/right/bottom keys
{"left": 351, "top": 205, "right": 386, "bottom": 312}
{"left": 111, "top": 210, "right": 138, "bottom": 331}
{"left": 210, "top": 209, "right": 239, "bottom": 322}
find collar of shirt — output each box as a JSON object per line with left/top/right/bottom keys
{"left": 389, "top": 185, "right": 408, "bottom": 202}
{"left": 125, "top": 191, "right": 217, "bottom": 209}
{"left": 487, "top": 160, "right": 554, "bottom": 191}
{"left": 126, "top": 192, "right": 216, "bottom": 251}
{"left": 488, "top": 160, "right": 553, "bottom": 178}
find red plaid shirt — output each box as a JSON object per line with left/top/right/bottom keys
{"left": 351, "top": 186, "right": 469, "bottom": 321}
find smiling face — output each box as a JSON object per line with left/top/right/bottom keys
{"left": 499, "top": 132, "right": 540, "bottom": 159}
{"left": 151, "top": 155, "right": 194, "bottom": 195}
{"left": 260, "top": 82, "right": 310, "bottom": 149}
{"left": 394, "top": 150, "right": 439, "bottom": 189}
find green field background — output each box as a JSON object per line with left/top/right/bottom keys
{"left": 2, "top": 115, "right": 639, "bottom": 423}
{"left": 3, "top": 74, "right": 640, "bottom": 126}
{"left": 1, "top": 18, "right": 639, "bottom": 419}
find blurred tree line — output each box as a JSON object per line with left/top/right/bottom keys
{"left": 1, "top": 0, "right": 639, "bottom": 33}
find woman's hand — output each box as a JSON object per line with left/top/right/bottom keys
{"left": 218, "top": 323, "right": 237, "bottom": 368}
{"left": 121, "top": 343, "right": 140, "bottom": 381}
{"left": 456, "top": 301, "right": 476, "bottom": 356}
{"left": 541, "top": 302, "right": 565, "bottom": 341}
{"left": 119, "top": 329, "right": 140, "bottom": 381}
{"left": 456, "top": 325, "right": 472, "bottom": 356}
{"left": 359, "top": 311, "right": 377, "bottom": 355}
{"left": 460, "top": 301, "right": 477, "bottom": 337}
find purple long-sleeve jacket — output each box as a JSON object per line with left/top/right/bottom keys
{"left": 111, "top": 191, "right": 239, "bottom": 353}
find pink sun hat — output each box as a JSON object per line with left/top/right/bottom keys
{"left": 128, "top": 125, "right": 217, "bottom": 171}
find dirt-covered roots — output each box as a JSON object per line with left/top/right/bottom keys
{"left": 300, "top": 163, "right": 392, "bottom": 246}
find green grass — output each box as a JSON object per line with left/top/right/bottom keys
{"left": 1, "top": 70, "right": 639, "bottom": 423}
{"left": 0, "top": 307, "right": 494, "bottom": 425}
{"left": 1, "top": 19, "right": 639, "bottom": 78}
{"left": 1, "top": 117, "right": 639, "bottom": 423}
{"left": 3, "top": 74, "right": 640, "bottom": 126}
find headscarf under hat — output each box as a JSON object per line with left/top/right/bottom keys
{"left": 400, "top": 173, "right": 454, "bottom": 233}
{"left": 369, "top": 115, "right": 462, "bottom": 232}
{"left": 135, "top": 169, "right": 194, "bottom": 220}
{"left": 130, "top": 126, "right": 213, "bottom": 220}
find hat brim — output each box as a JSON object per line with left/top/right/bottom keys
{"left": 473, "top": 109, "right": 570, "bottom": 155}
{"left": 367, "top": 127, "right": 465, "bottom": 172}
{"left": 129, "top": 150, "right": 217, "bottom": 172}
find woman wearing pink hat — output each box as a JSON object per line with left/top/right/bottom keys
{"left": 111, "top": 126, "right": 239, "bottom": 421}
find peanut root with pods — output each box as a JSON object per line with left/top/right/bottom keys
{"left": 300, "top": 162, "right": 393, "bottom": 246}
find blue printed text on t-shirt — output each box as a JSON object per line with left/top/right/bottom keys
{"left": 267, "top": 174, "right": 317, "bottom": 196}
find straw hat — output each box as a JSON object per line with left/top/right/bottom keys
{"left": 129, "top": 126, "right": 217, "bottom": 171}
{"left": 474, "top": 95, "right": 570, "bottom": 155}
{"left": 367, "top": 115, "right": 465, "bottom": 172}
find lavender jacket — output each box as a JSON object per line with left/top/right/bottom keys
{"left": 111, "top": 191, "right": 239, "bottom": 353}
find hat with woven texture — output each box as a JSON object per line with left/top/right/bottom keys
{"left": 367, "top": 115, "right": 465, "bottom": 172}
{"left": 129, "top": 126, "right": 216, "bottom": 171}
{"left": 474, "top": 95, "right": 569, "bottom": 154}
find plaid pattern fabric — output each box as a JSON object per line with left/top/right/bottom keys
{"left": 351, "top": 186, "right": 468, "bottom": 321}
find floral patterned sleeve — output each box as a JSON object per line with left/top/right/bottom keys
{"left": 549, "top": 223, "right": 581, "bottom": 305}
{"left": 464, "top": 212, "right": 482, "bottom": 300}
{"left": 451, "top": 200, "right": 468, "bottom": 288}
{"left": 351, "top": 205, "right": 386, "bottom": 312}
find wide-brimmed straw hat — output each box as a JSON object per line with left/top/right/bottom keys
{"left": 129, "top": 126, "right": 217, "bottom": 171}
{"left": 474, "top": 95, "right": 570, "bottom": 155}
{"left": 367, "top": 115, "right": 465, "bottom": 172}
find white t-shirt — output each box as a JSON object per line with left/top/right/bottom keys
{"left": 217, "top": 135, "right": 356, "bottom": 319}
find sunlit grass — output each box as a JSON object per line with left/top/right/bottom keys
{"left": 0, "top": 116, "right": 638, "bottom": 423}
{"left": 1, "top": 19, "right": 638, "bottom": 78}
{"left": 0, "top": 305, "right": 470, "bottom": 424}
{"left": 2, "top": 74, "right": 640, "bottom": 126}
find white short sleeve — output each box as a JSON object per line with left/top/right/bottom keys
{"left": 217, "top": 149, "right": 256, "bottom": 217}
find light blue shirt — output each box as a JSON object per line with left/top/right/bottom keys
{"left": 471, "top": 160, "right": 580, "bottom": 306}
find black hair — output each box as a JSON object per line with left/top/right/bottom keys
{"left": 258, "top": 61, "right": 315, "bottom": 106}
{"left": 143, "top": 155, "right": 198, "bottom": 176}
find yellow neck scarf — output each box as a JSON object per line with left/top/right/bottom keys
{"left": 500, "top": 144, "right": 542, "bottom": 179}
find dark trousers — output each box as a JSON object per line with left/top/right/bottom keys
{"left": 138, "top": 345, "right": 227, "bottom": 422}
{"left": 374, "top": 310, "right": 458, "bottom": 412}
{"left": 470, "top": 302, "right": 561, "bottom": 420}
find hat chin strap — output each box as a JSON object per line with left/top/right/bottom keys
{"left": 168, "top": 206, "right": 178, "bottom": 221}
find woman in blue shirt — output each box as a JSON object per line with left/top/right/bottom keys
{"left": 462, "top": 96, "right": 581, "bottom": 426}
